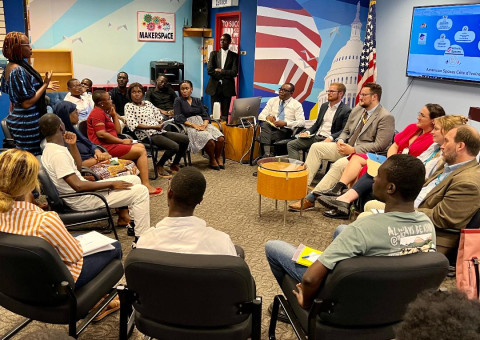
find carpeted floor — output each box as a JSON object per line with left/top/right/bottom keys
{"left": 0, "top": 153, "right": 455, "bottom": 339}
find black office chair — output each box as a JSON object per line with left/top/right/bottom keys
{"left": 1, "top": 117, "right": 16, "bottom": 149}
{"left": 0, "top": 232, "right": 124, "bottom": 339}
{"left": 38, "top": 165, "right": 119, "bottom": 239}
{"left": 118, "top": 248, "right": 262, "bottom": 340}
{"left": 269, "top": 252, "right": 449, "bottom": 340}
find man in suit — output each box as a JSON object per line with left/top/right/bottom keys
{"left": 287, "top": 83, "right": 351, "bottom": 160}
{"left": 289, "top": 82, "right": 394, "bottom": 211}
{"left": 206, "top": 33, "right": 238, "bottom": 121}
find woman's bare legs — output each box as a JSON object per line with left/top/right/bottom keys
{"left": 214, "top": 136, "right": 225, "bottom": 167}
{"left": 122, "top": 143, "right": 158, "bottom": 193}
{"left": 204, "top": 139, "right": 218, "bottom": 167}
{"left": 338, "top": 154, "right": 368, "bottom": 186}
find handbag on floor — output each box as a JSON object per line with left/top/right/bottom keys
{"left": 456, "top": 229, "right": 480, "bottom": 300}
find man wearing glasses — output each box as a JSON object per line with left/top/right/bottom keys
{"left": 287, "top": 83, "right": 351, "bottom": 160}
{"left": 257, "top": 83, "right": 305, "bottom": 157}
{"left": 64, "top": 78, "right": 94, "bottom": 121}
{"left": 289, "top": 82, "right": 394, "bottom": 212}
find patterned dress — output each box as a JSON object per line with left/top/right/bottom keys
{"left": 0, "top": 66, "right": 43, "bottom": 155}
{"left": 173, "top": 96, "right": 223, "bottom": 153}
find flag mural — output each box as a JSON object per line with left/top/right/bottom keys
{"left": 356, "top": 0, "right": 376, "bottom": 104}
{"left": 253, "top": 0, "right": 322, "bottom": 103}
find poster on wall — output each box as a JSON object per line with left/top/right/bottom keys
{"left": 219, "top": 16, "right": 240, "bottom": 53}
{"left": 253, "top": 0, "right": 369, "bottom": 119}
{"left": 137, "top": 11, "right": 175, "bottom": 42}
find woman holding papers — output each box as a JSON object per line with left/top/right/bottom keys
{"left": 174, "top": 80, "right": 225, "bottom": 170}
{"left": 125, "top": 82, "right": 189, "bottom": 178}
{"left": 318, "top": 114, "right": 468, "bottom": 219}
{"left": 0, "top": 149, "right": 122, "bottom": 289}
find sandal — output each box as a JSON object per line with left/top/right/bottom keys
{"left": 157, "top": 166, "right": 173, "bottom": 179}
{"left": 149, "top": 187, "right": 163, "bottom": 196}
{"left": 93, "top": 296, "right": 120, "bottom": 322}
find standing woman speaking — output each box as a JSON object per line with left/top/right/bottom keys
{"left": 0, "top": 32, "right": 59, "bottom": 155}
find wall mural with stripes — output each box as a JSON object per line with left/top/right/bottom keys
{"left": 253, "top": 0, "right": 369, "bottom": 119}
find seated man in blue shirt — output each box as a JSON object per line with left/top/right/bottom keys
{"left": 265, "top": 154, "right": 436, "bottom": 310}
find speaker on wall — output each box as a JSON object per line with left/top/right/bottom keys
{"left": 192, "top": 0, "right": 209, "bottom": 28}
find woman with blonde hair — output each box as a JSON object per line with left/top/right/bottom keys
{"left": 0, "top": 149, "right": 122, "bottom": 289}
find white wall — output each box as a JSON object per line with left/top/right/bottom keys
{"left": 377, "top": 0, "right": 480, "bottom": 131}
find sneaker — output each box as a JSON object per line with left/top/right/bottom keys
{"left": 127, "top": 222, "right": 135, "bottom": 236}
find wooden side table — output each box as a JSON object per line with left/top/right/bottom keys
{"left": 257, "top": 157, "right": 308, "bottom": 226}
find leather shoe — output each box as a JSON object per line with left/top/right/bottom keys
{"left": 209, "top": 164, "right": 220, "bottom": 171}
{"left": 288, "top": 199, "right": 314, "bottom": 212}
{"left": 313, "top": 182, "right": 348, "bottom": 197}
{"left": 323, "top": 208, "right": 350, "bottom": 219}
{"left": 316, "top": 196, "right": 351, "bottom": 215}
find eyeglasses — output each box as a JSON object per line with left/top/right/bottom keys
{"left": 359, "top": 93, "right": 372, "bottom": 97}
{"left": 326, "top": 90, "right": 339, "bottom": 93}
{"left": 20, "top": 43, "right": 30, "bottom": 47}
{"left": 417, "top": 112, "right": 427, "bottom": 118}
{"left": 278, "top": 88, "right": 292, "bottom": 93}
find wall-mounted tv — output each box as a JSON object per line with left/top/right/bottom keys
{"left": 406, "top": 3, "right": 480, "bottom": 84}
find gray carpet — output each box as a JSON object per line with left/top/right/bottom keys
{"left": 0, "top": 153, "right": 455, "bottom": 339}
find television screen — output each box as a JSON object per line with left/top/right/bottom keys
{"left": 406, "top": 3, "right": 480, "bottom": 84}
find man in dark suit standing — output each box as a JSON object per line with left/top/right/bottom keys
{"left": 205, "top": 33, "right": 238, "bottom": 121}
{"left": 287, "top": 83, "right": 351, "bottom": 160}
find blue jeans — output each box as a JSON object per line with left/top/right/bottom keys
{"left": 333, "top": 224, "right": 348, "bottom": 240}
{"left": 265, "top": 240, "right": 308, "bottom": 285}
{"left": 75, "top": 241, "right": 122, "bottom": 289}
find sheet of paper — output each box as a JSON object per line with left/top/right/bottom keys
{"left": 75, "top": 231, "right": 116, "bottom": 257}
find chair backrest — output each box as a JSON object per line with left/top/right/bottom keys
{"left": 1, "top": 118, "right": 13, "bottom": 139}
{"left": 78, "top": 120, "right": 88, "bottom": 138}
{"left": 0, "top": 232, "right": 74, "bottom": 305}
{"left": 466, "top": 208, "right": 480, "bottom": 229}
{"left": 125, "top": 249, "right": 256, "bottom": 328}
{"left": 315, "top": 252, "right": 448, "bottom": 327}
{"left": 38, "top": 165, "right": 67, "bottom": 211}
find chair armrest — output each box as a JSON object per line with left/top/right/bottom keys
{"left": 95, "top": 144, "right": 108, "bottom": 153}
{"left": 118, "top": 134, "right": 133, "bottom": 140}
{"left": 81, "top": 167, "right": 101, "bottom": 181}
{"left": 211, "top": 118, "right": 223, "bottom": 133}
{"left": 134, "top": 129, "right": 154, "bottom": 148}
{"left": 164, "top": 122, "right": 186, "bottom": 134}
{"left": 59, "top": 192, "right": 111, "bottom": 210}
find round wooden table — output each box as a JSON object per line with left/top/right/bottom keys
{"left": 256, "top": 157, "right": 308, "bottom": 226}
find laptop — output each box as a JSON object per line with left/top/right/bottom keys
{"left": 228, "top": 97, "right": 262, "bottom": 126}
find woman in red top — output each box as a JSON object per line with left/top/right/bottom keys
{"left": 321, "top": 103, "right": 445, "bottom": 195}
{"left": 87, "top": 90, "right": 162, "bottom": 195}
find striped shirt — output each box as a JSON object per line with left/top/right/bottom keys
{"left": 0, "top": 201, "right": 84, "bottom": 281}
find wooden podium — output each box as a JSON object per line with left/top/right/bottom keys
{"left": 222, "top": 122, "right": 260, "bottom": 163}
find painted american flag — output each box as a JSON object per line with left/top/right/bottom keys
{"left": 254, "top": 0, "right": 321, "bottom": 103}
{"left": 355, "top": 0, "right": 376, "bottom": 104}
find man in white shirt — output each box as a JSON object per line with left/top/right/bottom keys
{"left": 287, "top": 83, "right": 351, "bottom": 160}
{"left": 39, "top": 113, "right": 151, "bottom": 242}
{"left": 257, "top": 82, "right": 305, "bottom": 157}
{"left": 64, "top": 78, "right": 94, "bottom": 121}
{"left": 137, "top": 167, "right": 238, "bottom": 256}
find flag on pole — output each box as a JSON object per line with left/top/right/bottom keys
{"left": 355, "top": 0, "right": 376, "bottom": 105}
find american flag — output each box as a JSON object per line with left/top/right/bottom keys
{"left": 355, "top": 0, "right": 376, "bottom": 104}
{"left": 254, "top": 0, "right": 321, "bottom": 103}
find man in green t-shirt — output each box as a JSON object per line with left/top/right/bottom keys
{"left": 265, "top": 154, "right": 436, "bottom": 310}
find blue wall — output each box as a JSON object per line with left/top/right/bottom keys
{"left": 202, "top": 0, "right": 257, "bottom": 109}
{"left": 1, "top": 1, "right": 26, "bottom": 146}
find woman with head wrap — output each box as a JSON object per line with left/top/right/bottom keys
{"left": 0, "top": 31, "right": 60, "bottom": 155}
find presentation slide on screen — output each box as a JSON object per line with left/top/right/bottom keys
{"left": 407, "top": 4, "right": 480, "bottom": 82}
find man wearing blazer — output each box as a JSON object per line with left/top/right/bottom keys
{"left": 206, "top": 33, "right": 238, "bottom": 121}
{"left": 416, "top": 125, "right": 480, "bottom": 257}
{"left": 287, "top": 83, "right": 351, "bottom": 160}
{"left": 289, "top": 83, "right": 395, "bottom": 212}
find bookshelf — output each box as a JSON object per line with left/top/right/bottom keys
{"left": 31, "top": 49, "right": 74, "bottom": 91}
